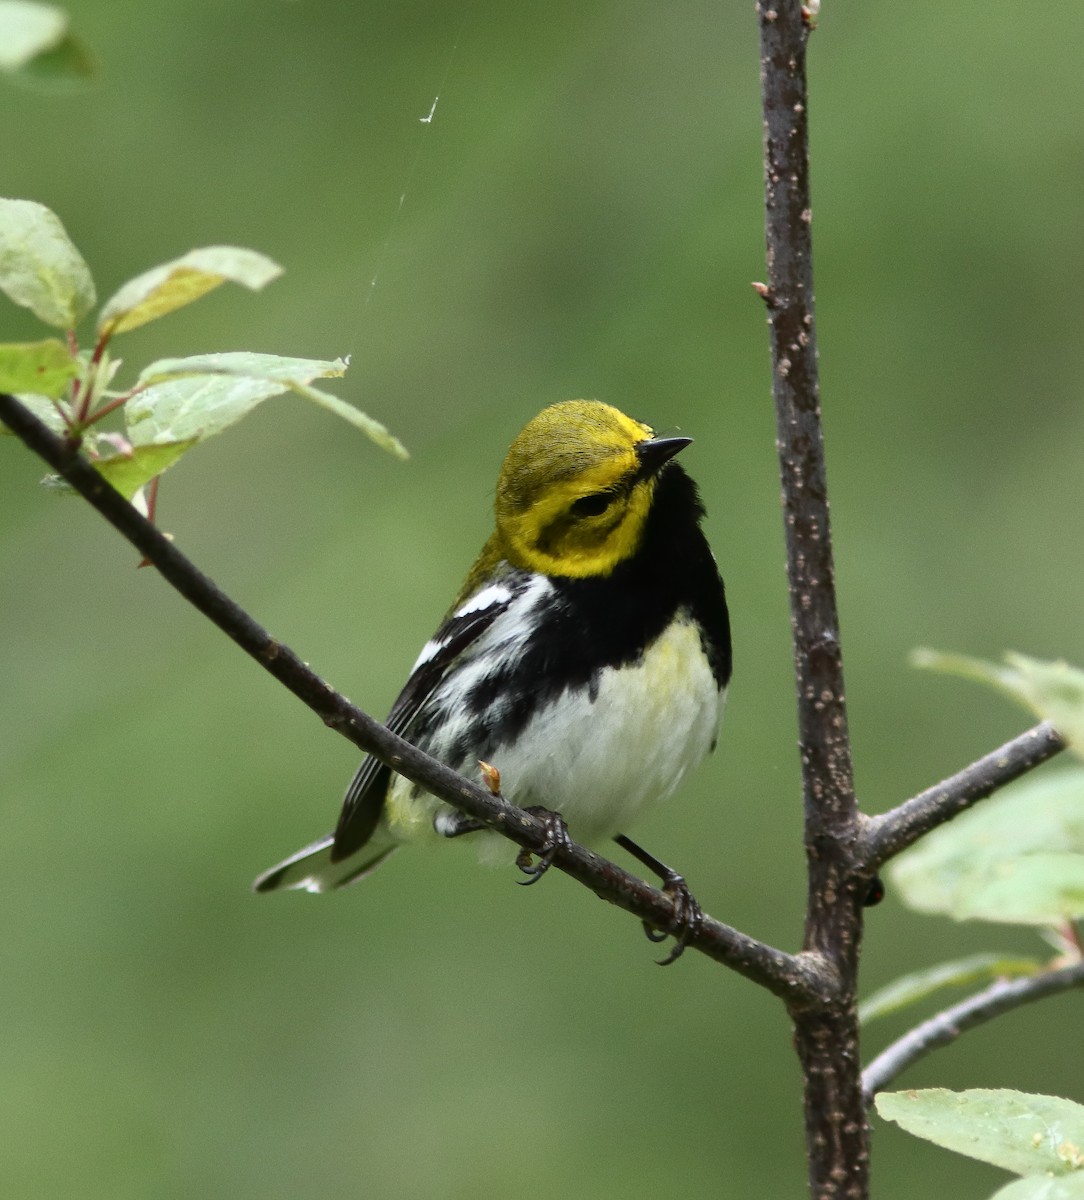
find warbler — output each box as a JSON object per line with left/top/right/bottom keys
{"left": 254, "top": 400, "right": 732, "bottom": 922}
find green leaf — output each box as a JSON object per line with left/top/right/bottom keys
{"left": 8, "top": 30, "right": 95, "bottom": 92}
{"left": 0, "top": 197, "right": 96, "bottom": 328}
{"left": 127, "top": 374, "right": 290, "bottom": 445}
{"left": 0, "top": 1, "right": 94, "bottom": 91}
{"left": 890, "top": 768, "right": 1084, "bottom": 925}
{"left": 136, "top": 352, "right": 347, "bottom": 391}
{"left": 91, "top": 440, "right": 196, "bottom": 500}
{"left": 992, "top": 1175, "right": 1084, "bottom": 1199}
{"left": 0, "top": 390, "right": 68, "bottom": 435}
{"left": 128, "top": 353, "right": 347, "bottom": 443}
{"left": 914, "top": 650, "right": 1084, "bottom": 756}
{"left": 963, "top": 854, "right": 1084, "bottom": 926}
{"left": 0, "top": 1, "right": 64, "bottom": 68}
{"left": 0, "top": 338, "right": 78, "bottom": 398}
{"left": 859, "top": 954, "right": 1041, "bottom": 1023}
{"left": 97, "top": 247, "right": 283, "bottom": 336}
{"left": 876, "top": 1089, "right": 1084, "bottom": 1177}
{"left": 127, "top": 352, "right": 406, "bottom": 458}
{"left": 289, "top": 381, "right": 408, "bottom": 459}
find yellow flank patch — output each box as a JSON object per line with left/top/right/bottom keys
{"left": 385, "top": 787, "right": 435, "bottom": 839}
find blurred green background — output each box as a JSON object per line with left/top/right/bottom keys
{"left": 3, "top": 2, "right": 1083, "bottom": 1197}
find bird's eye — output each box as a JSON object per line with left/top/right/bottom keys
{"left": 570, "top": 492, "right": 614, "bottom": 518}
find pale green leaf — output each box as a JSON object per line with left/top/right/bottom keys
{"left": 914, "top": 650, "right": 1084, "bottom": 756}
{"left": 0, "top": 338, "right": 78, "bottom": 398}
{"left": 127, "top": 352, "right": 406, "bottom": 458}
{"left": 0, "top": 1, "right": 65, "bottom": 69}
{"left": 876, "top": 1089, "right": 1084, "bottom": 1177}
{"left": 0, "top": 197, "right": 96, "bottom": 327}
{"left": 0, "top": 1, "right": 94, "bottom": 91}
{"left": 992, "top": 1175, "right": 1084, "bottom": 1199}
{"left": 126, "top": 375, "right": 287, "bottom": 446}
{"left": 890, "top": 768, "right": 1084, "bottom": 925}
{"left": 127, "top": 354, "right": 348, "bottom": 445}
{"left": 0, "top": 390, "right": 68, "bottom": 435}
{"left": 289, "top": 382, "right": 408, "bottom": 459}
{"left": 7, "top": 30, "right": 94, "bottom": 93}
{"left": 962, "top": 854, "right": 1084, "bottom": 925}
{"left": 136, "top": 351, "right": 346, "bottom": 389}
{"left": 91, "top": 440, "right": 196, "bottom": 500}
{"left": 859, "top": 954, "right": 1041, "bottom": 1023}
{"left": 97, "top": 247, "right": 283, "bottom": 336}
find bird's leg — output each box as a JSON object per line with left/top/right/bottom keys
{"left": 516, "top": 806, "right": 573, "bottom": 885}
{"left": 433, "top": 809, "right": 486, "bottom": 838}
{"left": 613, "top": 833, "right": 703, "bottom": 966}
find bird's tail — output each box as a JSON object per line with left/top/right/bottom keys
{"left": 253, "top": 831, "right": 399, "bottom": 894}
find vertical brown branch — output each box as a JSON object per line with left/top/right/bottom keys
{"left": 758, "top": 3, "right": 869, "bottom": 1197}
{"left": 759, "top": 2, "right": 858, "bottom": 917}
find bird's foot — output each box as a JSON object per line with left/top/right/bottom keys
{"left": 613, "top": 833, "right": 703, "bottom": 966}
{"left": 516, "top": 806, "right": 572, "bottom": 885}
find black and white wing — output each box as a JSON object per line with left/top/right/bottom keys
{"left": 329, "top": 580, "right": 519, "bottom": 862}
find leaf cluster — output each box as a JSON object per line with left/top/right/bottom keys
{"left": 867, "top": 655, "right": 1084, "bottom": 1197}
{"left": 878, "top": 1090, "right": 1084, "bottom": 1199}
{"left": 0, "top": 198, "right": 405, "bottom": 505}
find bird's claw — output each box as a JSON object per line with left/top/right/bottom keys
{"left": 516, "top": 806, "right": 572, "bottom": 885}
{"left": 613, "top": 834, "right": 702, "bottom": 966}
{"left": 643, "top": 869, "right": 703, "bottom": 966}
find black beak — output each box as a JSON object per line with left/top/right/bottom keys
{"left": 635, "top": 435, "right": 692, "bottom": 480}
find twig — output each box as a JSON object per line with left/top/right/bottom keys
{"left": 862, "top": 959, "right": 1084, "bottom": 1103}
{"left": 0, "top": 390, "right": 828, "bottom": 1004}
{"left": 858, "top": 722, "right": 1067, "bottom": 871}
{"left": 758, "top": 4, "right": 869, "bottom": 1197}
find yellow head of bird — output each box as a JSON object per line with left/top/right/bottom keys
{"left": 494, "top": 400, "right": 690, "bottom": 578}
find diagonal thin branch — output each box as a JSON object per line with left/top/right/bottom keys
{"left": 0, "top": 390, "right": 830, "bottom": 1005}
{"left": 858, "top": 721, "right": 1067, "bottom": 872}
{"left": 862, "top": 959, "right": 1084, "bottom": 1103}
